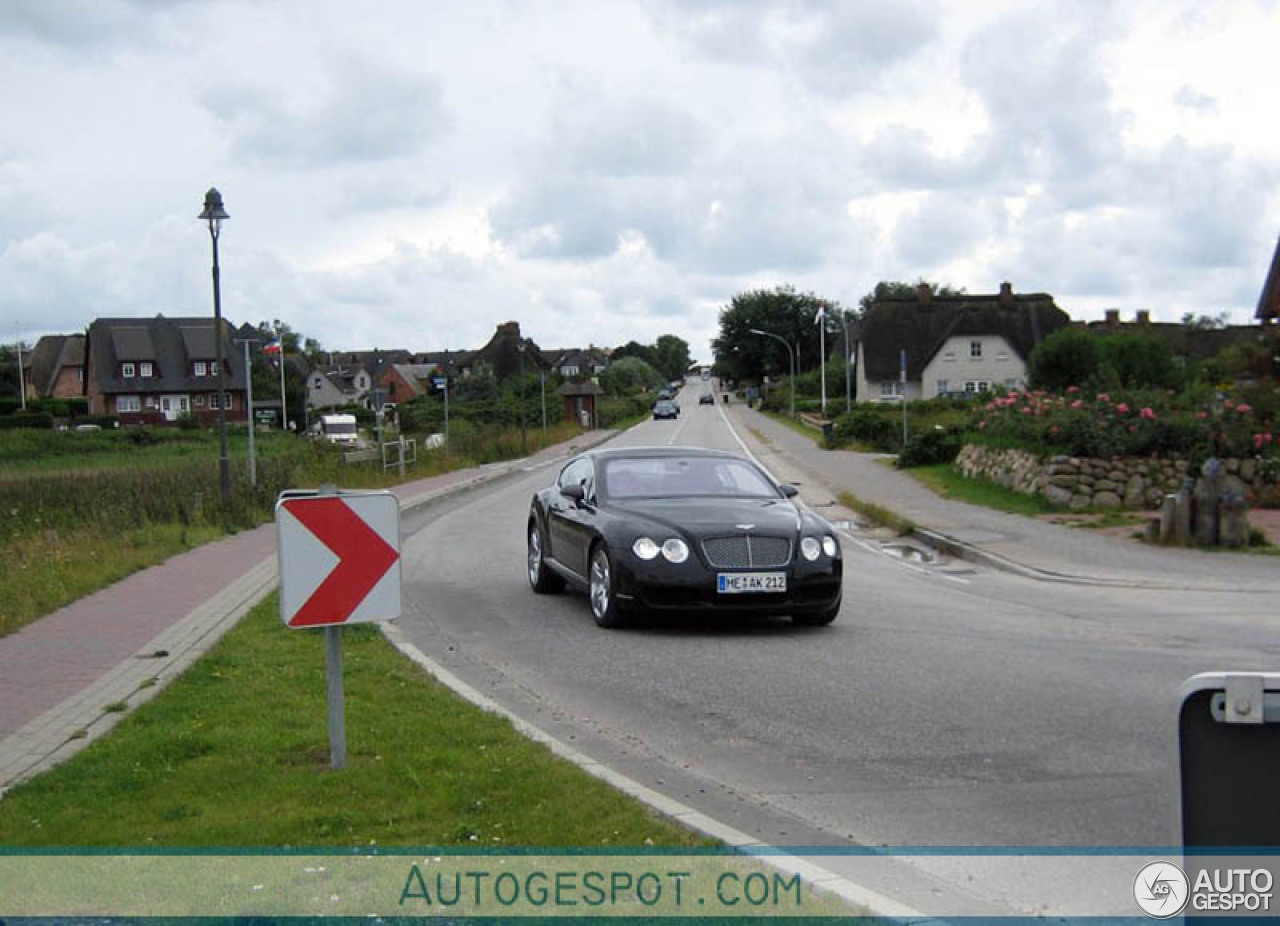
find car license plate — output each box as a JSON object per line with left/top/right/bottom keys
{"left": 717, "top": 572, "right": 786, "bottom": 594}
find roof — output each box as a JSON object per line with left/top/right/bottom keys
{"left": 468, "top": 321, "right": 547, "bottom": 377}
{"left": 87, "top": 315, "right": 246, "bottom": 394}
{"left": 27, "top": 334, "right": 85, "bottom": 396}
{"left": 555, "top": 381, "right": 604, "bottom": 396}
{"left": 1257, "top": 236, "right": 1280, "bottom": 321}
{"left": 858, "top": 290, "right": 1070, "bottom": 380}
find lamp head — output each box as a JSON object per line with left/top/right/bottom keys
{"left": 199, "top": 188, "right": 229, "bottom": 231}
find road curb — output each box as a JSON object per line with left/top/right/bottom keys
{"left": 379, "top": 622, "right": 925, "bottom": 920}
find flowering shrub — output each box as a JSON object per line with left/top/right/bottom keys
{"left": 971, "top": 388, "right": 1279, "bottom": 461}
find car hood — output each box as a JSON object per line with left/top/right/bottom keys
{"left": 610, "top": 497, "right": 802, "bottom": 536}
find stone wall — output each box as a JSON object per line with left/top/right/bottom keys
{"left": 955, "top": 444, "right": 1277, "bottom": 511}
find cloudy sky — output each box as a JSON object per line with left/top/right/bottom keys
{"left": 2, "top": 0, "right": 1278, "bottom": 361}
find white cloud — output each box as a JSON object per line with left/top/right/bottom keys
{"left": 4, "top": 0, "right": 1280, "bottom": 359}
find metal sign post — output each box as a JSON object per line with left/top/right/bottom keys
{"left": 276, "top": 487, "right": 402, "bottom": 770}
{"left": 899, "top": 348, "right": 908, "bottom": 445}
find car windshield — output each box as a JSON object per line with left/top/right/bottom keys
{"left": 603, "top": 456, "right": 779, "bottom": 499}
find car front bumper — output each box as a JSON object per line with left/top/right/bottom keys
{"left": 613, "top": 557, "right": 842, "bottom": 616}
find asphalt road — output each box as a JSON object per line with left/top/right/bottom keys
{"left": 394, "top": 382, "right": 1280, "bottom": 914}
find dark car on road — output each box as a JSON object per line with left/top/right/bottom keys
{"left": 653, "top": 400, "right": 679, "bottom": 419}
{"left": 699, "top": 393, "right": 715, "bottom": 405}
{"left": 526, "top": 447, "right": 843, "bottom": 628}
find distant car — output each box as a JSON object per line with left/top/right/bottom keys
{"left": 526, "top": 447, "right": 843, "bottom": 628}
{"left": 657, "top": 388, "right": 675, "bottom": 401}
{"left": 653, "top": 400, "right": 679, "bottom": 419}
{"left": 699, "top": 393, "right": 715, "bottom": 405}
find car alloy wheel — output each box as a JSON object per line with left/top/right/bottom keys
{"left": 589, "top": 545, "right": 626, "bottom": 628}
{"left": 527, "top": 521, "right": 564, "bottom": 594}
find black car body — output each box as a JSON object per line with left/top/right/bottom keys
{"left": 653, "top": 400, "right": 679, "bottom": 419}
{"left": 527, "top": 447, "right": 842, "bottom": 627}
{"left": 699, "top": 393, "right": 715, "bottom": 405}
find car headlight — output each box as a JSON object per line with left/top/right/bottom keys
{"left": 822, "top": 535, "right": 839, "bottom": 558}
{"left": 800, "top": 537, "right": 821, "bottom": 561}
{"left": 661, "top": 538, "right": 690, "bottom": 563}
{"left": 633, "top": 537, "right": 660, "bottom": 560}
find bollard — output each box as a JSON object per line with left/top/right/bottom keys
{"left": 1193, "top": 459, "right": 1223, "bottom": 546}
{"left": 1218, "top": 488, "right": 1249, "bottom": 548}
{"left": 1160, "top": 494, "right": 1177, "bottom": 544}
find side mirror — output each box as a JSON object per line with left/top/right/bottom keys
{"left": 779, "top": 484, "right": 799, "bottom": 498}
{"left": 560, "top": 483, "right": 586, "bottom": 503}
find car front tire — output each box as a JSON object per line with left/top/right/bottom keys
{"left": 528, "top": 520, "right": 565, "bottom": 594}
{"left": 588, "top": 543, "right": 628, "bottom": 628}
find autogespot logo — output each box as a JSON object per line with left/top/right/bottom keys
{"left": 1134, "top": 861, "right": 1190, "bottom": 918}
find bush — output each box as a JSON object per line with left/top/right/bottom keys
{"left": 897, "top": 428, "right": 965, "bottom": 468}
{"left": 596, "top": 395, "right": 652, "bottom": 427}
{"left": 0, "top": 412, "right": 53, "bottom": 430}
{"left": 829, "top": 408, "right": 900, "bottom": 452}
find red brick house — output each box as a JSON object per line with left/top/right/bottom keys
{"left": 85, "top": 315, "right": 247, "bottom": 424}
{"left": 25, "top": 334, "right": 85, "bottom": 400}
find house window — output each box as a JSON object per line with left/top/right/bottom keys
{"left": 936, "top": 380, "right": 949, "bottom": 396}
{"left": 116, "top": 395, "right": 141, "bottom": 413}
{"left": 313, "top": 377, "right": 323, "bottom": 389}
{"left": 964, "top": 381, "right": 991, "bottom": 394}
{"left": 996, "top": 351, "right": 1009, "bottom": 361}
{"left": 194, "top": 361, "right": 207, "bottom": 377}
{"left": 140, "top": 362, "right": 154, "bottom": 378}
{"left": 1004, "top": 378, "right": 1018, "bottom": 390}
{"left": 943, "top": 352, "right": 955, "bottom": 362}
{"left": 210, "top": 361, "right": 219, "bottom": 376}
{"left": 122, "top": 362, "right": 135, "bottom": 378}
{"left": 75, "top": 369, "right": 83, "bottom": 383}
{"left": 145, "top": 396, "right": 159, "bottom": 408}
{"left": 880, "top": 382, "right": 905, "bottom": 398}
{"left": 208, "top": 394, "right": 220, "bottom": 410}
{"left": 194, "top": 395, "right": 205, "bottom": 407}
{"left": 969, "top": 341, "right": 983, "bottom": 359}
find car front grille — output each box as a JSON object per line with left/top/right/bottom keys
{"left": 701, "top": 535, "right": 792, "bottom": 569}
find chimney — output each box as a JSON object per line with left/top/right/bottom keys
{"left": 1104, "top": 309, "right": 1120, "bottom": 326}
{"left": 999, "top": 281, "right": 1013, "bottom": 305}
{"left": 1136, "top": 309, "right": 1150, "bottom": 325}
{"left": 915, "top": 283, "right": 931, "bottom": 303}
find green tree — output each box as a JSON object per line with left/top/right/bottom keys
{"left": 599, "top": 356, "right": 666, "bottom": 395}
{"left": 1101, "top": 334, "right": 1182, "bottom": 390}
{"left": 1028, "top": 327, "right": 1103, "bottom": 392}
{"left": 652, "top": 334, "right": 692, "bottom": 381}
{"left": 711, "top": 286, "right": 830, "bottom": 384}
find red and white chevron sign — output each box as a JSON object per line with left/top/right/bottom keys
{"left": 275, "top": 491, "right": 402, "bottom": 628}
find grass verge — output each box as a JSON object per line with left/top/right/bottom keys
{"left": 907, "top": 464, "right": 1065, "bottom": 517}
{"left": 0, "top": 523, "right": 225, "bottom": 637}
{"left": 836, "top": 490, "right": 914, "bottom": 536}
{"left": 0, "top": 594, "right": 713, "bottom": 848}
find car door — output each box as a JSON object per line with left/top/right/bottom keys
{"left": 547, "top": 458, "right": 596, "bottom": 578}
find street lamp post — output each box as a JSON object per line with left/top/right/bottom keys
{"left": 834, "top": 311, "right": 852, "bottom": 413}
{"left": 749, "top": 328, "right": 795, "bottom": 418}
{"left": 816, "top": 303, "right": 827, "bottom": 417}
{"left": 199, "top": 187, "right": 231, "bottom": 505}
{"left": 234, "top": 333, "right": 259, "bottom": 487}
{"left": 15, "top": 326, "right": 26, "bottom": 412}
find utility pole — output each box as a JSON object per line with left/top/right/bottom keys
{"left": 234, "top": 334, "right": 259, "bottom": 487}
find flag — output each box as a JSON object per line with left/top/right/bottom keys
{"left": 263, "top": 338, "right": 282, "bottom": 355}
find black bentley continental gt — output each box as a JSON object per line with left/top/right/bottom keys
{"left": 526, "top": 447, "right": 842, "bottom": 628}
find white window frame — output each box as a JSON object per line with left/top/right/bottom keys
{"left": 116, "top": 395, "right": 141, "bottom": 413}
{"left": 145, "top": 396, "right": 159, "bottom": 408}
{"left": 935, "top": 379, "right": 949, "bottom": 396}
{"left": 208, "top": 394, "right": 220, "bottom": 410}
{"left": 194, "top": 361, "right": 207, "bottom": 377}
{"left": 122, "top": 362, "right": 135, "bottom": 378}
{"left": 880, "top": 382, "right": 905, "bottom": 398}
{"left": 969, "top": 341, "right": 983, "bottom": 359}
{"left": 140, "top": 362, "right": 154, "bottom": 378}
{"left": 209, "top": 361, "right": 220, "bottom": 376}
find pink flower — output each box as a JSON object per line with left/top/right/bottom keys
{"left": 1115, "top": 403, "right": 1130, "bottom": 414}
{"left": 1066, "top": 385, "right": 1080, "bottom": 393}
{"left": 1020, "top": 406, "right": 1031, "bottom": 414}
{"left": 1096, "top": 393, "right": 1110, "bottom": 403}
{"left": 1070, "top": 399, "right": 1083, "bottom": 409}
{"left": 1224, "top": 399, "right": 1235, "bottom": 409}
{"left": 1255, "top": 434, "right": 1268, "bottom": 450}
{"left": 1049, "top": 425, "right": 1060, "bottom": 435}
{"left": 978, "top": 420, "right": 987, "bottom": 429}
{"left": 1195, "top": 411, "right": 1208, "bottom": 420}
{"left": 1139, "top": 407, "right": 1156, "bottom": 420}
{"left": 1129, "top": 425, "right": 1137, "bottom": 432}
{"left": 1236, "top": 403, "right": 1252, "bottom": 413}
